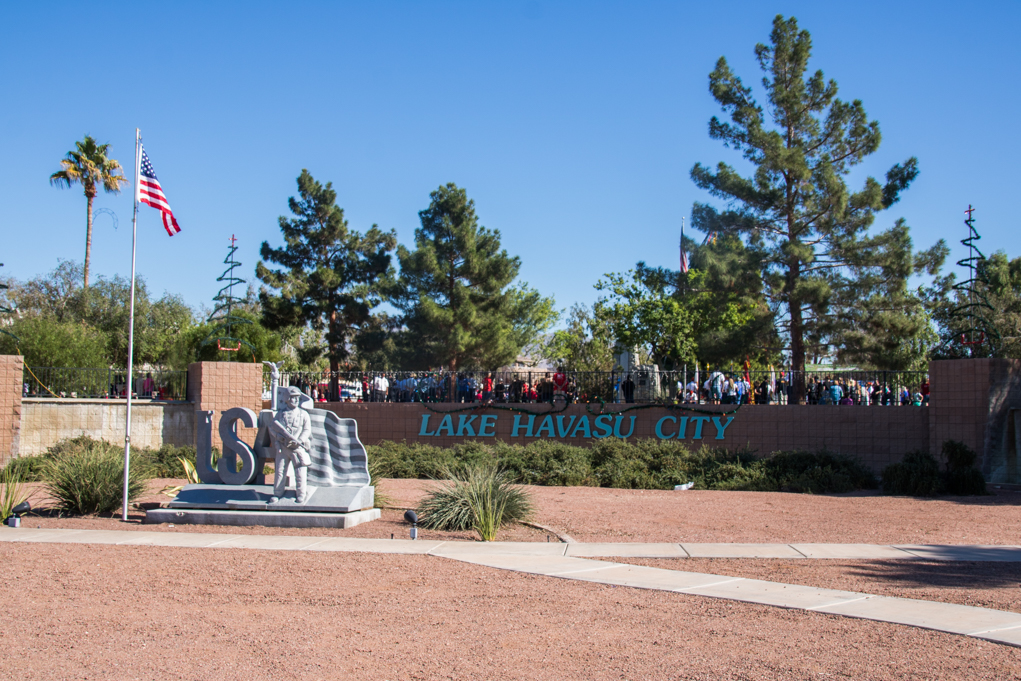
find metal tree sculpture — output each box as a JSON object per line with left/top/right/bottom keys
{"left": 0, "top": 263, "right": 18, "bottom": 343}
{"left": 948, "top": 206, "right": 1000, "bottom": 357}
{"left": 201, "top": 235, "right": 254, "bottom": 358}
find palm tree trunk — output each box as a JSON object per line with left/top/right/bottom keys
{"left": 84, "top": 195, "right": 94, "bottom": 288}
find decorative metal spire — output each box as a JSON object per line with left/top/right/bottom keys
{"left": 949, "top": 206, "right": 999, "bottom": 356}
{"left": 201, "top": 235, "right": 254, "bottom": 357}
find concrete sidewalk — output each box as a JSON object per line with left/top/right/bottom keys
{"left": 4, "top": 528, "right": 1021, "bottom": 648}
{"left": 4, "top": 529, "right": 1021, "bottom": 560}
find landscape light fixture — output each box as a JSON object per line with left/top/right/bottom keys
{"left": 404, "top": 509, "right": 418, "bottom": 540}
{"left": 6, "top": 501, "right": 30, "bottom": 528}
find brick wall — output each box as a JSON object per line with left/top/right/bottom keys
{"left": 320, "top": 402, "right": 930, "bottom": 473}
{"left": 0, "top": 355, "right": 23, "bottom": 465}
{"left": 187, "top": 361, "right": 263, "bottom": 450}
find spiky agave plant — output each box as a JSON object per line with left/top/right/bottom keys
{"left": 417, "top": 463, "right": 533, "bottom": 541}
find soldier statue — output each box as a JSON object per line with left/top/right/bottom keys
{"left": 269, "top": 386, "right": 313, "bottom": 503}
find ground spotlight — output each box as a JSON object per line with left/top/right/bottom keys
{"left": 6, "top": 501, "right": 31, "bottom": 528}
{"left": 404, "top": 509, "right": 418, "bottom": 540}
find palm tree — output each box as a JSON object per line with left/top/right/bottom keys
{"left": 50, "top": 135, "right": 128, "bottom": 288}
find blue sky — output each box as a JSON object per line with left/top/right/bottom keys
{"left": 1, "top": 1, "right": 1018, "bottom": 321}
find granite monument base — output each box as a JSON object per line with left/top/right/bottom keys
{"left": 167, "top": 483, "right": 375, "bottom": 513}
{"left": 145, "top": 507, "right": 381, "bottom": 529}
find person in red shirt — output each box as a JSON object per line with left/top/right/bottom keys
{"left": 483, "top": 373, "right": 494, "bottom": 401}
{"left": 553, "top": 367, "right": 568, "bottom": 393}
{"left": 920, "top": 378, "right": 930, "bottom": 406}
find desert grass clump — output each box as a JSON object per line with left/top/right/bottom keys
{"left": 367, "top": 457, "right": 395, "bottom": 509}
{"left": 417, "top": 464, "right": 533, "bottom": 541}
{"left": 0, "top": 463, "right": 31, "bottom": 520}
{"left": 45, "top": 440, "right": 149, "bottom": 515}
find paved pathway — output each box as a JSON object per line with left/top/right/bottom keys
{"left": 4, "top": 528, "right": 1021, "bottom": 648}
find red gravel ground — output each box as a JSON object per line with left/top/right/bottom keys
{"left": 2, "top": 543, "right": 1020, "bottom": 681}
{"left": 6, "top": 478, "right": 1021, "bottom": 678}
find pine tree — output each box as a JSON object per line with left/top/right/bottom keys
{"left": 690, "top": 15, "right": 943, "bottom": 396}
{"left": 257, "top": 170, "right": 396, "bottom": 398}
{"left": 395, "top": 183, "right": 554, "bottom": 370}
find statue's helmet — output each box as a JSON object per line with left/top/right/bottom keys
{"left": 287, "top": 387, "right": 302, "bottom": 398}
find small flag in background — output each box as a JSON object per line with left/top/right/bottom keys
{"left": 137, "top": 144, "right": 181, "bottom": 236}
{"left": 680, "top": 217, "right": 689, "bottom": 274}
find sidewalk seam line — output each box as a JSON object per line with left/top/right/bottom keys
{"left": 789, "top": 544, "right": 809, "bottom": 558}
{"left": 678, "top": 543, "right": 691, "bottom": 558}
{"left": 547, "top": 564, "right": 629, "bottom": 576}
{"left": 888, "top": 545, "right": 920, "bottom": 559}
{"left": 676, "top": 577, "right": 745, "bottom": 591}
{"left": 807, "top": 595, "right": 872, "bottom": 610}
{"left": 966, "top": 623, "right": 1021, "bottom": 636}
{"left": 298, "top": 538, "right": 333, "bottom": 550}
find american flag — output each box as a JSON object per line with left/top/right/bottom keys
{"left": 137, "top": 144, "right": 181, "bottom": 236}
{"left": 680, "top": 218, "right": 689, "bottom": 274}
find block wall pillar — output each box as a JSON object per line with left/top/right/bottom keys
{"left": 0, "top": 355, "right": 23, "bottom": 465}
{"left": 187, "top": 361, "right": 264, "bottom": 451}
{"left": 929, "top": 358, "right": 1021, "bottom": 483}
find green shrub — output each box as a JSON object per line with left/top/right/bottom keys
{"left": 417, "top": 463, "right": 533, "bottom": 540}
{"left": 882, "top": 450, "right": 945, "bottom": 496}
{"left": 368, "top": 440, "right": 461, "bottom": 479}
{"left": 2, "top": 455, "right": 49, "bottom": 482}
{"left": 881, "top": 441, "right": 987, "bottom": 497}
{"left": 44, "top": 440, "right": 150, "bottom": 515}
{"left": 47, "top": 435, "right": 120, "bottom": 460}
{"left": 368, "top": 438, "right": 877, "bottom": 494}
{"left": 666, "top": 445, "right": 758, "bottom": 490}
{"left": 494, "top": 440, "right": 595, "bottom": 487}
{"left": 941, "top": 440, "right": 988, "bottom": 495}
{"left": 135, "top": 443, "right": 198, "bottom": 478}
{"left": 590, "top": 439, "right": 656, "bottom": 489}
{"left": 756, "top": 450, "right": 878, "bottom": 493}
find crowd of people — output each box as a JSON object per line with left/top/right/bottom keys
{"left": 682, "top": 370, "right": 930, "bottom": 406}
{"left": 294, "top": 369, "right": 581, "bottom": 404}
{"left": 283, "top": 369, "right": 931, "bottom": 406}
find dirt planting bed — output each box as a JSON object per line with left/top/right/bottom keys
{"left": 15, "top": 478, "right": 1021, "bottom": 546}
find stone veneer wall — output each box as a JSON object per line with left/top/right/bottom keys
{"left": 320, "top": 402, "right": 930, "bottom": 474}
{"left": 0, "top": 355, "right": 23, "bottom": 465}
{"left": 17, "top": 400, "right": 195, "bottom": 457}
{"left": 187, "top": 361, "right": 263, "bottom": 450}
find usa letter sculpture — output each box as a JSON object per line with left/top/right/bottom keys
{"left": 169, "top": 383, "right": 375, "bottom": 517}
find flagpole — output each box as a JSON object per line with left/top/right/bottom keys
{"left": 122, "top": 128, "right": 141, "bottom": 522}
